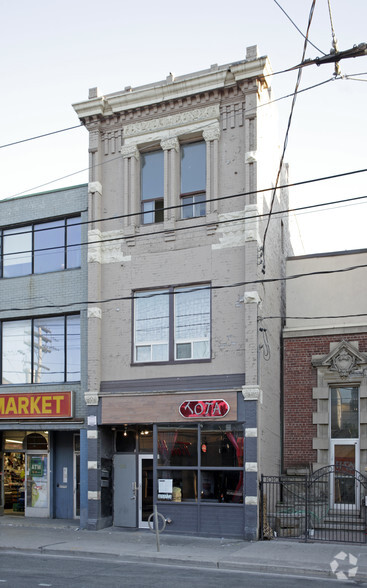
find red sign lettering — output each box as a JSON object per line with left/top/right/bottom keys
{"left": 179, "top": 399, "right": 230, "bottom": 419}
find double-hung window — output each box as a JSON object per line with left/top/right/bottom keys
{"left": 134, "top": 285, "right": 210, "bottom": 363}
{"left": 1, "top": 216, "right": 81, "bottom": 278}
{"left": 141, "top": 150, "right": 164, "bottom": 224}
{"left": 1, "top": 314, "right": 80, "bottom": 384}
{"left": 181, "top": 142, "right": 206, "bottom": 219}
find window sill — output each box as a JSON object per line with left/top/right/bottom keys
{"left": 131, "top": 359, "right": 211, "bottom": 367}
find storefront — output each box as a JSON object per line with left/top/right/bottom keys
{"left": 0, "top": 391, "right": 84, "bottom": 520}
{"left": 101, "top": 391, "right": 250, "bottom": 537}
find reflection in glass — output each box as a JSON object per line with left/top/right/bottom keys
{"left": 33, "top": 317, "right": 64, "bottom": 383}
{"left": 331, "top": 387, "right": 359, "bottom": 438}
{"left": 201, "top": 425, "right": 244, "bottom": 468}
{"left": 2, "top": 315, "right": 80, "bottom": 384}
{"left": 158, "top": 427, "right": 197, "bottom": 467}
{"left": 141, "top": 151, "right": 164, "bottom": 224}
{"left": 67, "top": 217, "right": 81, "bottom": 268}
{"left": 2, "top": 320, "right": 32, "bottom": 384}
{"left": 334, "top": 444, "right": 356, "bottom": 504}
{"left": 34, "top": 220, "right": 64, "bottom": 274}
{"left": 174, "top": 286, "right": 210, "bottom": 360}
{"left": 181, "top": 193, "right": 206, "bottom": 219}
{"left": 200, "top": 470, "right": 243, "bottom": 503}
{"left": 157, "top": 470, "right": 197, "bottom": 502}
{"left": 135, "top": 291, "right": 169, "bottom": 362}
{"left": 181, "top": 142, "right": 206, "bottom": 194}
{"left": 66, "top": 315, "right": 80, "bottom": 381}
{"left": 3, "top": 226, "right": 32, "bottom": 278}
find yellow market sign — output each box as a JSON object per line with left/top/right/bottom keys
{"left": 0, "top": 392, "right": 73, "bottom": 419}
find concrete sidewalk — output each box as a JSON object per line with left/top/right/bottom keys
{"left": 0, "top": 515, "right": 367, "bottom": 582}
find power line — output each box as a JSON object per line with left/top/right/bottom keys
{"left": 273, "top": 0, "right": 327, "bottom": 55}
{"left": 2, "top": 70, "right": 348, "bottom": 201}
{"left": 2, "top": 167, "right": 367, "bottom": 258}
{"left": 261, "top": 0, "right": 317, "bottom": 273}
{"left": 0, "top": 124, "right": 84, "bottom": 150}
{"left": 2, "top": 260, "right": 367, "bottom": 314}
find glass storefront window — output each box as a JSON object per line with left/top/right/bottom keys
{"left": 331, "top": 387, "right": 359, "bottom": 439}
{"left": 200, "top": 470, "right": 243, "bottom": 503}
{"left": 156, "top": 423, "right": 244, "bottom": 504}
{"left": 157, "top": 470, "right": 197, "bottom": 502}
{"left": 200, "top": 424, "right": 244, "bottom": 468}
{"left": 158, "top": 427, "right": 197, "bottom": 467}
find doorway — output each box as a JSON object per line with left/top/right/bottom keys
{"left": 138, "top": 455, "right": 153, "bottom": 528}
{"left": 331, "top": 441, "right": 360, "bottom": 509}
{"left": 3, "top": 452, "right": 25, "bottom": 514}
{"left": 25, "top": 453, "right": 49, "bottom": 516}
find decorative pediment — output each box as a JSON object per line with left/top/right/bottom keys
{"left": 312, "top": 340, "right": 367, "bottom": 379}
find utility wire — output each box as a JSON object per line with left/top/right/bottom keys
{"left": 273, "top": 0, "right": 327, "bottom": 55}
{"left": 2, "top": 166, "right": 367, "bottom": 254}
{"left": 0, "top": 124, "right": 84, "bottom": 150}
{"left": 261, "top": 0, "right": 316, "bottom": 273}
{"left": 2, "top": 261, "right": 367, "bottom": 314}
{"left": 1, "top": 70, "right": 349, "bottom": 201}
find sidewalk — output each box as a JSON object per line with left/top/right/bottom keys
{"left": 0, "top": 515, "right": 367, "bottom": 581}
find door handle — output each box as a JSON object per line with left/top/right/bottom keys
{"left": 131, "top": 481, "right": 138, "bottom": 500}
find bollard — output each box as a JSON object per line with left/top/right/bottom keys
{"left": 147, "top": 505, "right": 167, "bottom": 552}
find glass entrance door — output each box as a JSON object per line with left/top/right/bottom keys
{"left": 25, "top": 453, "right": 49, "bottom": 517}
{"left": 138, "top": 455, "right": 153, "bottom": 528}
{"left": 331, "top": 442, "right": 359, "bottom": 509}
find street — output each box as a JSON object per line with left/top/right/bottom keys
{"left": 0, "top": 552, "right": 363, "bottom": 587}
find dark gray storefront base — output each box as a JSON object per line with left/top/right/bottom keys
{"left": 156, "top": 503, "right": 249, "bottom": 538}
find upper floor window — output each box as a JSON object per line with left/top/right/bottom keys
{"left": 1, "top": 314, "right": 80, "bottom": 385}
{"left": 141, "top": 151, "right": 164, "bottom": 224}
{"left": 134, "top": 285, "right": 210, "bottom": 363}
{"left": 1, "top": 216, "right": 81, "bottom": 278}
{"left": 331, "top": 387, "right": 359, "bottom": 439}
{"left": 181, "top": 142, "right": 206, "bottom": 219}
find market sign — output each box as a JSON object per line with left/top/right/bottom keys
{"left": 179, "top": 399, "right": 230, "bottom": 419}
{"left": 0, "top": 392, "right": 73, "bottom": 419}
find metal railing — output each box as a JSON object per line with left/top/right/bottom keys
{"left": 260, "top": 467, "right": 367, "bottom": 543}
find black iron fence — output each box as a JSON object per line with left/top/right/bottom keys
{"left": 260, "top": 466, "right": 367, "bottom": 543}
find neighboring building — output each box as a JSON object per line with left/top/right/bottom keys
{"left": 73, "top": 46, "right": 290, "bottom": 538}
{"left": 283, "top": 249, "right": 367, "bottom": 508}
{"left": 0, "top": 185, "right": 88, "bottom": 524}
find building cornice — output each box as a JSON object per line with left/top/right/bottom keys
{"left": 73, "top": 57, "right": 270, "bottom": 122}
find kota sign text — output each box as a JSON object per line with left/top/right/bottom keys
{"left": 179, "top": 399, "right": 230, "bottom": 418}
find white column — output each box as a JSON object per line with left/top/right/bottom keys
{"left": 203, "top": 125, "right": 220, "bottom": 214}
{"left": 121, "top": 145, "right": 140, "bottom": 228}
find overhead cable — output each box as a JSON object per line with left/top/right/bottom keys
{"left": 261, "top": 0, "right": 316, "bottom": 273}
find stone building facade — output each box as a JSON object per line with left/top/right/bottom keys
{"left": 73, "top": 46, "right": 290, "bottom": 538}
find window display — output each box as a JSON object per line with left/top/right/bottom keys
{"left": 157, "top": 423, "right": 244, "bottom": 504}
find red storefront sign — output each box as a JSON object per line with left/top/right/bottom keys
{"left": 0, "top": 392, "right": 73, "bottom": 419}
{"left": 179, "top": 399, "right": 230, "bottom": 419}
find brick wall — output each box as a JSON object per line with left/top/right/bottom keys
{"left": 283, "top": 333, "right": 367, "bottom": 470}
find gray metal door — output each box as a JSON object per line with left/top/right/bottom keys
{"left": 113, "top": 454, "right": 137, "bottom": 527}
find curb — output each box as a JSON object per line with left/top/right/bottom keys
{"left": 2, "top": 545, "right": 367, "bottom": 581}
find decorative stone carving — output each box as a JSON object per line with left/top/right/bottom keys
{"left": 123, "top": 105, "right": 219, "bottom": 139}
{"left": 312, "top": 340, "right": 367, "bottom": 380}
{"left": 85, "top": 391, "right": 99, "bottom": 406}
{"left": 120, "top": 144, "right": 140, "bottom": 159}
{"left": 203, "top": 125, "right": 220, "bottom": 142}
{"left": 160, "top": 137, "right": 179, "bottom": 151}
{"left": 88, "top": 181, "right": 102, "bottom": 195}
{"left": 332, "top": 348, "right": 356, "bottom": 378}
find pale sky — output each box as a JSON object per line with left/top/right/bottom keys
{"left": 1, "top": 0, "right": 366, "bottom": 255}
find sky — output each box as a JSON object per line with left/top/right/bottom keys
{"left": 1, "top": 0, "right": 366, "bottom": 255}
